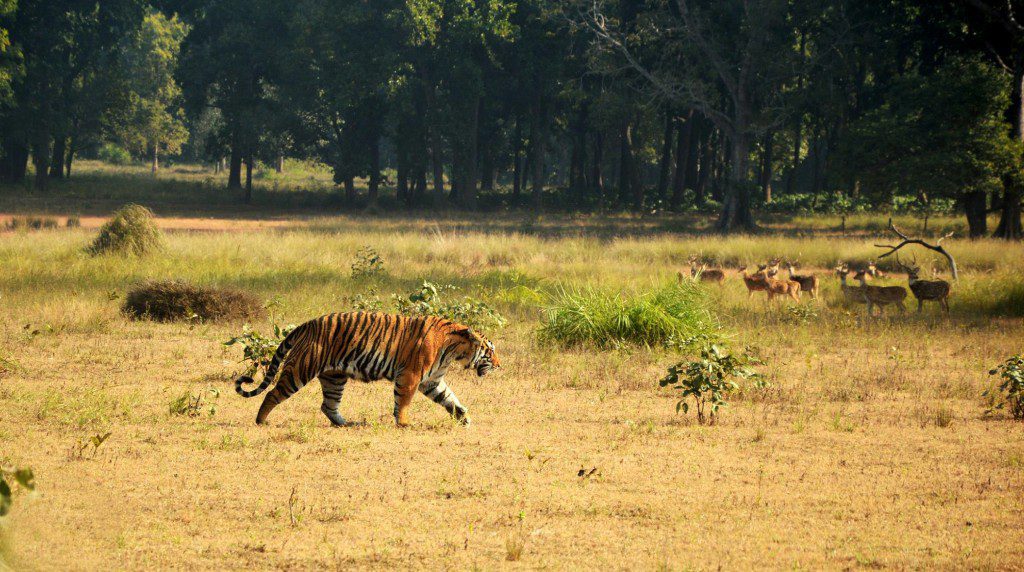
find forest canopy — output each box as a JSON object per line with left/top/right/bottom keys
{"left": 0, "top": 0, "right": 1022, "bottom": 238}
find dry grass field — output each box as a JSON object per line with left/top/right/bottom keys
{"left": 1, "top": 171, "right": 1023, "bottom": 569}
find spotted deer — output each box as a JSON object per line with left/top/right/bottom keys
{"left": 764, "top": 274, "right": 802, "bottom": 303}
{"left": 783, "top": 261, "right": 819, "bottom": 300}
{"left": 686, "top": 257, "right": 726, "bottom": 286}
{"left": 738, "top": 265, "right": 770, "bottom": 298}
{"left": 853, "top": 270, "right": 907, "bottom": 316}
{"left": 897, "top": 255, "right": 951, "bottom": 314}
{"left": 835, "top": 264, "right": 870, "bottom": 309}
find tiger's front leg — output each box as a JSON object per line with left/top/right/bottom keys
{"left": 419, "top": 376, "right": 470, "bottom": 426}
{"left": 393, "top": 373, "right": 420, "bottom": 427}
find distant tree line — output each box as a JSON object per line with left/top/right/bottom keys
{"left": 0, "top": 0, "right": 1022, "bottom": 238}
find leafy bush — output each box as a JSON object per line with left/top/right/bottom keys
{"left": 0, "top": 466, "right": 35, "bottom": 516}
{"left": 538, "top": 282, "right": 715, "bottom": 349}
{"left": 87, "top": 204, "right": 163, "bottom": 256}
{"left": 122, "top": 280, "right": 265, "bottom": 322}
{"left": 986, "top": 355, "right": 1024, "bottom": 420}
{"left": 98, "top": 143, "right": 133, "bottom": 165}
{"left": 659, "top": 342, "right": 765, "bottom": 425}
{"left": 65, "top": 215, "right": 81, "bottom": 228}
{"left": 351, "top": 246, "right": 385, "bottom": 279}
{"left": 224, "top": 321, "right": 296, "bottom": 378}
{"left": 394, "top": 281, "right": 507, "bottom": 330}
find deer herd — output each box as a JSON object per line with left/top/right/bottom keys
{"left": 685, "top": 254, "right": 952, "bottom": 316}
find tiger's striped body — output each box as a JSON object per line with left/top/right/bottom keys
{"left": 235, "top": 312, "right": 499, "bottom": 427}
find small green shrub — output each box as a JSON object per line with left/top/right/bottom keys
{"left": 5, "top": 216, "right": 59, "bottom": 231}
{"left": 0, "top": 466, "right": 35, "bottom": 516}
{"left": 98, "top": 142, "right": 132, "bottom": 165}
{"left": 65, "top": 216, "right": 81, "bottom": 228}
{"left": 343, "top": 290, "right": 385, "bottom": 312}
{"left": 659, "top": 342, "right": 765, "bottom": 425}
{"left": 394, "top": 281, "right": 507, "bottom": 330}
{"left": 122, "top": 280, "right": 264, "bottom": 322}
{"left": 169, "top": 388, "right": 220, "bottom": 417}
{"left": 986, "top": 355, "right": 1024, "bottom": 420}
{"left": 87, "top": 204, "right": 163, "bottom": 256}
{"left": 351, "top": 246, "right": 385, "bottom": 279}
{"left": 539, "top": 281, "right": 715, "bottom": 349}
{"left": 224, "top": 321, "right": 296, "bottom": 378}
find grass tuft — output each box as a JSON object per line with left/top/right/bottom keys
{"left": 87, "top": 204, "right": 163, "bottom": 256}
{"left": 122, "top": 280, "right": 265, "bottom": 323}
{"left": 538, "top": 281, "right": 716, "bottom": 348}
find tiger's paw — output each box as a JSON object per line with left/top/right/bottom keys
{"left": 453, "top": 410, "right": 471, "bottom": 426}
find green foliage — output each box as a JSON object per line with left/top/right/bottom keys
{"left": 538, "top": 282, "right": 715, "bottom": 349}
{"left": 98, "top": 143, "right": 133, "bottom": 166}
{"left": 87, "top": 204, "right": 164, "bottom": 256}
{"left": 834, "top": 57, "right": 1019, "bottom": 204}
{"left": 109, "top": 11, "right": 190, "bottom": 164}
{"left": 986, "top": 355, "right": 1024, "bottom": 420}
{"left": 394, "top": 281, "right": 507, "bottom": 330}
{"left": 0, "top": 466, "right": 35, "bottom": 517}
{"left": 169, "top": 388, "right": 220, "bottom": 418}
{"left": 659, "top": 343, "right": 765, "bottom": 425}
{"left": 351, "top": 246, "right": 385, "bottom": 279}
{"left": 224, "top": 321, "right": 297, "bottom": 378}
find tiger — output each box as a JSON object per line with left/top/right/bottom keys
{"left": 234, "top": 312, "right": 499, "bottom": 427}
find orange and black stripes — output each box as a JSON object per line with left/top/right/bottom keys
{"left": 234, "top": 312, "right": 500, "bottom": 427}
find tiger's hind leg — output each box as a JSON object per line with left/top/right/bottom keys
{"left": 419, "top": 376, "right": 470, "bottom": 425}
{"left": 256, "top": 364, "right": 313, "bottom": 425}
{"left": 319, "top": 371, "right": 350, "bottom": 427}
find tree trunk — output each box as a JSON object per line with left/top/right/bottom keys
{"left": 244, "top": 153, "right": 253, "bottom": 203}
{"left": 994, "top": 68, "right": 1024, "bottom": 239}
{"left": 695, "top": 127, "right": 712, "bottom": 207}
{"left": 1, "top": 140, "right": 29, "bottom": 183}
{"left": 344, "top": 176, "right": 355, "bottom": 203}
{"left": 396, "top": 160, "right": 409, "bottom": 205}
{"left": 65, "top": 136, "right": 76, "bottom": 178}
{"left": 32, "top": 139, "right": 50, "bottom": 191}
{"left": 591, "top": 131, "right": 605, "bottom": 205}
{"left": 228, "top": 146, "right": 242, "bottom": 189}
{"left": 670, "top": 110, "right": 693, "bottom": 211}
{"left": 420, "top": 67, "right": 445, "bottom": 200}
{"left": 368, "top": 136, "right": 381, "bottom": 204}
{"left": 512, "top": 120, "right": 523, "bottom": 200}
{"left": 760, "top": 132, "right": 774, "bottom": 204}
{"left": 454, "top": 96, "right": 480, "bottom": 209}
{"left": 276, "top": 155, "right": 284, "bottom": 174}
{"left": 656, "top": 110, "right": 675, "bottom": 203}
{"left": 715, "top": 132, "right": 757, "bottom": 233}
{"left": 529, "top": 105, "right": 545, "bottom": 210}
{"left": 49, "top": 137, "right": 66, "bottom": 179}
{"left": 618, "top": 121, "right": 633, "bottom": 206}
{"left": 151, "top": 143, "right": 159, "bottom": 174}
{"left": 963, "top": 191, "right": 987, "bottom": 238}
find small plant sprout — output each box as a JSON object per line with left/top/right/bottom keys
{"left": 394, "top": 281, "right": 506, "bottom": 330}
{"left": 985, "top": 355, "right": 1024, "bottom": 420}
{"left": 0, "top": 466, "right": 35, "bottom": 516}
{"left": 169, "top": 388, "right": 220, "bottom": 417}
{"left": 351, "top": 246, "right": 385, "bottom": 279}
{"left": 659, "top": 342, "right": 766, "bottom": 425}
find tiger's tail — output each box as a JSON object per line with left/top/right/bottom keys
{"left": 235, "top": 325, "right": 304, "bottom": 398}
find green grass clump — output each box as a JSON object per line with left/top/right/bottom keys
{"left": 87, "top": 204, "right": 163, "bottom": 256}
{"left": 5, "top": 216, "right": 59, "bottom": 230}
{"left": 954, "top": 274, "right": 1024, "bottom": 317}
{"left": 122, "top": 280, "right": 265, "bottom": 323}
{"left": 538, "top": 281, "right": 716, "bottom": 348}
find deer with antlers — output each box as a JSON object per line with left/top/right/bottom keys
{"left": 896, "top": 254, "right": 952, "bottom": 315}
{"left": 741, "top": 264, "right": 800, "bottom": 302}
{"left": 783, "top": 261, "right": 819, "bottom": 300}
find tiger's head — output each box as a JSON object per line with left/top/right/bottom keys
{"left": 450, "top": 327, "right": 500, "bottom": 377}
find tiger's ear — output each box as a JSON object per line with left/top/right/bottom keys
{"left": 453, "top": 327, "right": 474, "bottom": 339}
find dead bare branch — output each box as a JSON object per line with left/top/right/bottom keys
{"left": 874, "top": 218, "right": 959, "bottom": 281}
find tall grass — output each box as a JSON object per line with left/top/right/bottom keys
{"left": 538, "top": 281, "right": 716, "bottom": 348}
